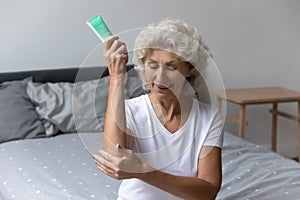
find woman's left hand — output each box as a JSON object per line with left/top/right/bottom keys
{"left": 93, "top": 144, "right": 154, "bottom": 180}
{"left": 103, "top": 36, "right": 128, "bottom": 79}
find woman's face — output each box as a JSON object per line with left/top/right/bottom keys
{"left": 144, "top": 49, "right": 191, "bottom": 98}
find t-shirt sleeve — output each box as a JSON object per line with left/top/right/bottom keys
{"left": 203, "top": 107, "right": 224, "bottom": 148}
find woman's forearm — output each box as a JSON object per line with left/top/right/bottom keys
{"left": 103, "top": 77, "right": 128, "bottom": 153}
{"left": 138, "top": 170, "right": 220, "bottom": 200}
{"left": 102, "top": 36, "right": 128, "bottom": 153}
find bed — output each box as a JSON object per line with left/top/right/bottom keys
{"left": 0, "top": 66, "right": 300, "bottom": 200}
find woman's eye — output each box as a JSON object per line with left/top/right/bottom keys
{"left": 148, "top": 63, "right": 159, "bottom": 69}
{"left": 166, "top": 66, "right": 176, "bottom": 71}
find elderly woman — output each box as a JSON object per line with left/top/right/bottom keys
{"left": 93, "top": 18, "right": 224, "bottom": 200}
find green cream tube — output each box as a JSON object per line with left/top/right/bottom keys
{"left": 86, "top": 14, "right": 112, "bottom": 42}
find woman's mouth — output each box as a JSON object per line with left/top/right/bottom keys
{"left": 157, "top": 84, "right": 169, "bottom": 89}
{"left": 153, "top": 83, "right": 172, "bottom": 91}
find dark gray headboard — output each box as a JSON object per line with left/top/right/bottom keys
{"left": 0, "top": 64, "right": 135, "bottom": 83}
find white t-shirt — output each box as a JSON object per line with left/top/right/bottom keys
{"left": 117, "top": 94, "right": 224, "bottom": 200}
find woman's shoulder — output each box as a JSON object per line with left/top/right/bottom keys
{"left": 195, "top": 99, "right": 221, "bottom": 117}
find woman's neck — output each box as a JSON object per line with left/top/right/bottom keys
{"left": 148, "top": 93, "right": 192, "bottom": 120}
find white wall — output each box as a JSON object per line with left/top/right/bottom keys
{"left": 1, "top": 0, "right": 300, "bottom": 157}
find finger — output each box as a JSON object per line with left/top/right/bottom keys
{"left": 98, "top": 150, "right": 119, "bottom": 163}
{"left": 98, "top": 150, "right": 112, "bottom": 160}
{"left": 98, "top": 166, "right": 115, "bottom": 179}
{"left": 110, "top": 53, "right": 127, "bottom": 66}
{"left": 98, "top": 164, "right": 128, "bottom": 180}
{"left": 95, "top": 158, "right": 114, "bottom": 172}
{"left": 95, "top": 158, "right": 127, "bottom": 180}
{"left": 93, "top": 154, "right": 104, "bottom": 166}
{"left": 105, "top": 38, "right": 126, "bottom": 56}
{"left": 98, "top": 166, "right": 123, "bottom": 180}
{"left": 103, "top": 36, "right": 119, "bottom": 52}
{"left": 97, "top": 162, "right": 117, "bottom": 177}
{"left": 108, "top": 45, "right": 127, "bottom": 64}
{"left": 105, "top": 42, "right": 127, "bottom": 65}
{"left": 108, "top": 39, "right": 121, "bottom": 53}
{"left": 114, "top": 44, "right": 127, "bottom": 55}
{"left": 93, "top": 154, "right": 119, "bottom": 171}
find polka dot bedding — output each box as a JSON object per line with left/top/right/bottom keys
{"left": 0, "top": 133, "right": 120, "bottom": 200}
{"left": 1, "top": 132, "right": 300, "bottom": 200}
{"left": 218, "top": 133, "right": 300, "bottom": 200}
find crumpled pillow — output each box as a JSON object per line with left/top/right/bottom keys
{"left": 0, "top": 78, "right": 45, "bottom": 143}
{"left": 26, "top": 75, "right": 143, "bottom": 136}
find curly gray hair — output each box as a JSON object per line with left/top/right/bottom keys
{"left": 133, "top": 18, "right": 211, "bottom": 95}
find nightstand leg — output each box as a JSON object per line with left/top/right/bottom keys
{"left": 238, "top": 105, "right": 246, "bottom": 138}
{"left": 272, "top": 103, "right": 278, "bottom": 152}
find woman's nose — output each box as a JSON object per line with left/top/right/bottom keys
{"left": 155, "top": 66, "right": 167, "bottom": 81}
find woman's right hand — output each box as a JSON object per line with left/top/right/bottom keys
{"left": 103, "top": 36, "right": 128, "bottom": 79}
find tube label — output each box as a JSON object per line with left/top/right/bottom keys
{"left": 87, "top": 15, "right": 112, "bottom": 42}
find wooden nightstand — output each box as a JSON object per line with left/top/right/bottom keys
{"left": 214, "top": 87, "right": 300, "bottom": 161}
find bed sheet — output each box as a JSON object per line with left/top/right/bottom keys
{"left": 218, "top": 133, "right": 300, "bottom": 200}
{"left": 0, "top": 133, "right": 119, "bottom": 200}
{"left": 1, "top": 132, "right": 300, "bottom": 200}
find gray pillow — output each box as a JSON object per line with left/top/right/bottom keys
{"left": 26, "top": 75, "right": 143, "bottom": 135}
{"left": 0, "top": 78, "right": 45, "bottom": 143}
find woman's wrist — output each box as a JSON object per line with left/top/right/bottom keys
{"left": 109, "top": 75, "right": 126, "bottom": 85}
{"left": 136, "top": 164, "right": 158, "bottom": 180}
